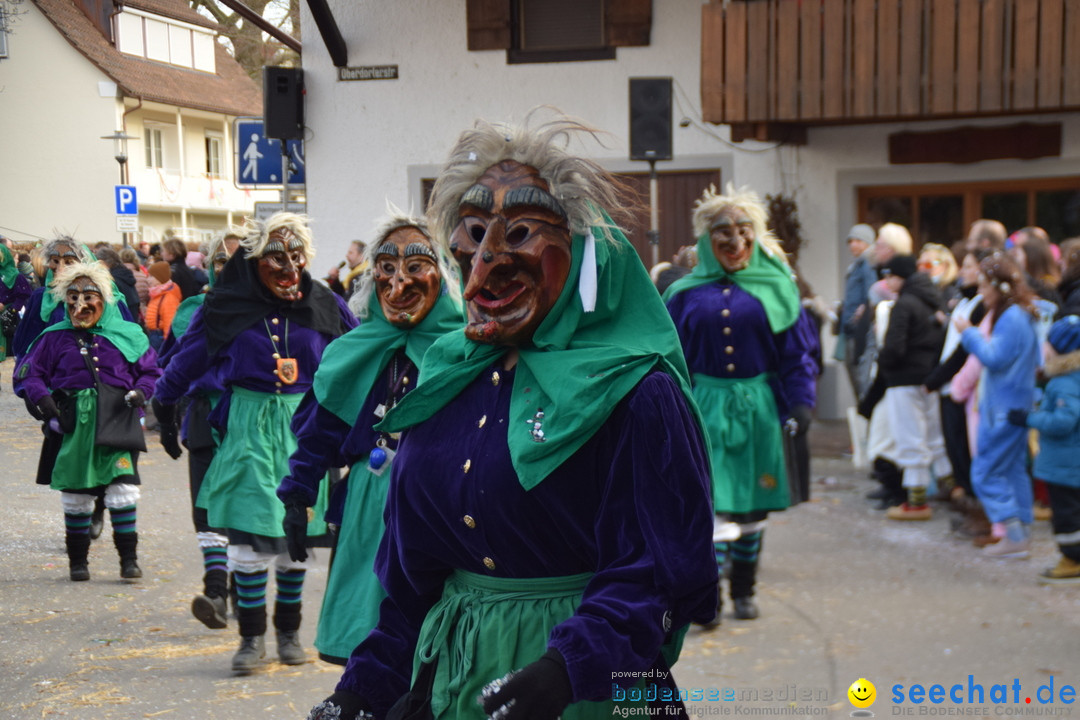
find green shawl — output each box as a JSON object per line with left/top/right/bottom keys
{"left": 663, "top": 233, "right": 801, "bottom": 334}
{"left": 36, "top": 299, "right": 150, "bottom": 362}
{"left": 312, "top": 286, "right": 465, "bottom": 424}
{"left": 170, "top": 258, "right": 217, "bottom": 341}
{"left": 0, "top": 245, "right": 18, "bottom": 288}
{"left": 380, "top": 222, "right": 698, "bottom": 491}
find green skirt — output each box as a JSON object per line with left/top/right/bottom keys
{"left": 51, "top": 389, "right": 134, "bottom": 491}
{"left": 414, "top": 571, "right": 651, "bottom": 720}
{"left": 693, "top": 373, "right": 789, "bottom": 514}
{"left": 314, "top": 460, "right": 388, "bottom": 660}
{"left": 199, "top": 387, "right": 328, "bottom": 538}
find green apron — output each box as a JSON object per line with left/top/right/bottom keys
{"left": 51, "top": 389, "right": 134, "bottom": 491}
{"left": 314, "top": 460, "right": 389, "bottom": 660}
{"left": 414, "top": 571, "right": 653, "bottom": 720}
{"left": 199, "top": 387, "right": 328, "bottom": 538}
{"left": 693, "top": 373, "right": 789, "bottom": 514}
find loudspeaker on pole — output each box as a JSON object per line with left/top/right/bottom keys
{"left": 629, "top": 77, "right": 673, "bottom": 161}
{"left": 264, "top": 67, "right": 305, "bottom": 140}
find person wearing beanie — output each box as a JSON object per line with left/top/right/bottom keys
{"left": 839, "top": 223, "right": 879, "bottom": 395}
{"left": 145, "top": 261, "right": 181, "bottom": 350}
{"left": 1008, "top": 315, "right": 1080, "bottom": 582}
{"left": 877, "top": 253, "right": 953, "bottom": 520}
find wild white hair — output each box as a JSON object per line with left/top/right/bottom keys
{"left": 239, "top": 212, "right": 315, "bottom": 260}
{"left": 349, "top": 201, "right": 462, "bottom": 318}
{"left": 427, "top": 109, "right": 636, "bottom": 249}
{"left": 41, "top": 236, "right": 94, "bottom": 263}
{"left": 692, "top": 183, "right": 788, "bottom": 264}
{"left": 51, "top": 261, "right": 115, "bottom": 305}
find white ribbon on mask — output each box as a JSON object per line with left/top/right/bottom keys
{"left": 579, "top": 231, "right": 597, "bottom": 312}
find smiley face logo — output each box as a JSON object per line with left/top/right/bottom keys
{"left": 848, "top": 678, "right": 876, "bottom": 709}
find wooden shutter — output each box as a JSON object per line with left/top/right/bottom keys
{"left": 606, "top": 0, "right": 652, "bottom": 47}
{"left": 466, "top": 0, "right": 511, "bottom": 51}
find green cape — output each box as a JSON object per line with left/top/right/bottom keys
{"left": 312, "top": 286, "right": 465, "bottom": 424}
{"left": 663, "top": 233, "right": 801, "bottom": 334}
{"left": 380, "top": 221, "right": 699, "bottom": 491}
{"left": 0, "top": 245, "right": 18, "bottom": 288}
{"left": 37, "top": 300, "right": 150, "bottom": 362}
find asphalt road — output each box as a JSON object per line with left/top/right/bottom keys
{"left": 2, "top": 361, "right": 1078, "bottom": 719}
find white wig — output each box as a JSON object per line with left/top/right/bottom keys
{"left": 239, "top": 212, "right": 315, "bottom": 261}
{"left": 692, "top": 183, "right": 789, "bottom": 264}
{"left": 350, "top": 200, "right": 462, "bottom": 319}
{"left": 427, "top": 108, "right": 635, "bottom": 250}
{"left": 51, "top": 261, "right": 115, "bottom": 305}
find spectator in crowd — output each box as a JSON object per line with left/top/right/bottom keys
{"left": 118, "top": 246, "right": 150, "bottom": 319}
{"left": 95, "top": 246, "right": 140, "bottom": 317}
{"left": 839, "top": 223, "right": 878, "bottom": 394}
{"left": 161, "top": 238, "right": 201, "bottom": 299}
{"left": 144, "top": 261, "right": 182, "bottom": 350}
{"left": 965, "top": 219, "right": 1008, "bottom": 253}
{"left": 340, "top": 240, "right": 367, "bottom": 298}
{"left": 1056, "top": 239, "right": 1080, "bottom": 318}
{"left": 1011, "top": 232, "right": 1062, "bottom": 306}
{"left": 918, "top": 243, "right": 960, "bottom": 308}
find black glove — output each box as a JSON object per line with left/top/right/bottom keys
{"left": 787, "top": 404, "right": 813, "bottom": 436}
{"left": 283, "top": 498, "right": 309, "bottom": 563}
{"left": 125, "top": 389, "right": 146, "bottom": 408}
{"left": 479, "top": 649, "right": 573, "bottom": 720}
{"left": 37, "top": 396, "right": 59, "bottom": 421}
{"left": 306, "top": 691, "right": 370, "bottom": 720}
{"left": 151, "top": 397, "right": 182, "bottom": 459}
{"left": 1006, "top": 409, "right": 1029, "bottom": 427}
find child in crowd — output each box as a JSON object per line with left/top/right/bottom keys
{"left": 145, "top": 261, "right": 181, "bottom": 350}
{"left": 1009, "top": 315, "right": 1080, "bottom": 583}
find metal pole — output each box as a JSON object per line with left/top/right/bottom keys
{"left": 647, "top": 158, "right": 660, "bottom": 268}
{"left": 120, "top": 159, "right": 129, "bottom": 248}
{"left": 281, "top": 141, "right": 290, "bottom": 214}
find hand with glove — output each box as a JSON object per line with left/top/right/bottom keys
{"left": 479, "top": 649, "right": 573, "bottom": 720}
{"left": 306, "top": 691, "right": 372, "bottom": 720}
{"left": 786, "top": 404, "right": 813, "bottom": 436}
{"left": 151, "top": 397, "right": 183, "bottom": 460}
{"left": 125, "top": 389, "right": 146, "bottom": 408}
{"left": 37, "top": 395, "right": 59, "bottom": 421}
{"left": 1006, "top": 408, "right": 1029, "bottom": 427}
{"left": 282, "top": 496, "right": 310, "bottom": 563}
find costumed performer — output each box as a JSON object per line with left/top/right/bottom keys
{"left": 664, "top": 184, "right": 816, "bottom": 625}
{"left": 153, "top": 212, "right": 357, "bottom": 674}
{"left": 0, "top": 242, "right": 33, "bottom": 361}
{"left": 307, "top": 113, "right": 717, "bottom": 720}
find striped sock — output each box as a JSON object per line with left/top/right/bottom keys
{"left": 909, "top": 486, "right": 928, "bottom": 507}
{"left": 730, "top": 531, "right": 763, "bottom": 565}
{"left": 713, "top": 541, "right": 728, "bottom": 572}
{"left": 201, "top": 545, "right": 228, "bottom": 575}
{"left": 64, "top": 512, "right": 93, "bottom": 536}
{"left": 109, "top": 505, "right": 137, "bottom": 534}
{"left": 275, "top": 568, "right": 305, "bottom": 606}
{"left": 234, "top": 570, "right": 268, "bottom": 610}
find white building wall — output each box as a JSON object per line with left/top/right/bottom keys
{"left": 0, "top": 2, "right": 123, "bottom": 246}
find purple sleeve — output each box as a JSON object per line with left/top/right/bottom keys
{"left": 154, "top": 309, "right": 210, "bottom": 405}
{"left": 278, "top": 391, "right": 351, "bottom": 506}
{"left": 777, "top": 311, "right": 818, "bottom": 414}
{"left": 14, "top": 334, "right": 57, "bottom": 405}
{"left": 547, "top": 373, "right": 717, "bottom": 702}
{"left": 131, "top": 347, "right": 163, "bottom": 397}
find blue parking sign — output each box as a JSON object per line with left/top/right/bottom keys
{"left": 115, "top": 185, "right": 138, "bottom": 215}
{"left": 235, "top": 118, "right": 305, "bottom": 186}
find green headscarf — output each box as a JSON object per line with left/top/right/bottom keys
{"left": 313, "top": 286, "right": 465, "bottom": 424}
{"left": 663, "top": 233, "right": 801, "bottom": 334}
{"left": 39, "top": 244, "right": 97, "bottom": 322}
{"left": 0, "top": 245, "right": 18, "bottom": 288}
{"left": 36, "top": 299, "right": 150, "bottom": 363}
{"left": 170, "top": 257, "right": 217, "bottom": 341}
{"left": 380, "top": 221, "right": 699, "bottom": 491}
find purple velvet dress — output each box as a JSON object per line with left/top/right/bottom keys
{"left": 335, "top": 366, "right": 717, "bottom": 716}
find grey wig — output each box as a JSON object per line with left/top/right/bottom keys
{"left": 238, "top": 212, "right": 315, "bottom": 261}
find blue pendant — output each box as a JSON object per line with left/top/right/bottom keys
{"left": 369, "top": 446, "right": 388, "bottom": 470}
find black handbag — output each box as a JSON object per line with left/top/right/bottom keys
{"left": 79, "top": 341, "right": 147, "bottom": 453}
{"left": 0, "top": 306, "right": 19, "bottom": 336}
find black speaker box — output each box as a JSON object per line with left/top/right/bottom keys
{"left": 629, "top": 77, "right": 673, "bottom": 161}
{"left": 264, "top": 67, "right": 305, "bottom": 140}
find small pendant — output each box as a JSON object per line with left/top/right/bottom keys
{"left": 276, "top": 357, "right": 299, "bottom": 385}
{"left": 526, "top": 409, "right": 546, "bottom": 443}
{"left": 374, "top": 403, "right": 386, "bottom": 419}
{"left": 368, "top": 438, "right": 396, "bottom": 476}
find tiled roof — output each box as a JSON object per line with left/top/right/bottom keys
{"left": 122, "top": 0, "right": 220, "bottom": 31}
{"left": 34, "top": 0, "right": 261, "bottom": 117}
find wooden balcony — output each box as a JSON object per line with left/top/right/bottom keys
{"left": 701, "top": 0, "right": 1080, "bottom": 142}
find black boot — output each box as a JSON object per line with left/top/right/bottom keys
{"left": 192, "top": 568, "right": 229, "bottom": 629}
{"left": 66, "top": 533, "right": 91, "bottom": 582}
{"left": 114, "top": 532, "right": 142, "bottom": 580}
{"left": 233, "top": 605, "right": 267, "bottom": 675}
{"left": 872, "top": 458, "right": 906, "bottom": 510}
{"left": 730, "top": 560, "right": 759, "bottom": 620}
{"left": 273, "top": 601, "right": 306, "bottom": 665}
{"left": 89, "top": 495, "right": 105, "bottom": 541}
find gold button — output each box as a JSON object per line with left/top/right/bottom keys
{"left": 726, "top": 363, "right": 735, "bottom": 373}
{"left": 275, "top": 389, "right": 282, "bottom": 394}
{"left": 491, "top": 371, "right": 500, "bottom": 386}
{"left": 721, "top": 309, "right": 731, "bottom": 317}
{"left": 271, "top": 335, "right": 280, "bottom": 343}
{"left": 271, "top": 317, "right": 280, "bottom": 325}
{"left": 723, "top": 288, "right": 731, "bottom": 296}
{"left": 463, "top": 515, "right": 476, "bottom": 529}
{"left": 402, "top": 376, "right": 410, "bottom": 385}
{"left": 272, "top": 352, "right": 281, "bottom": 359}
{"left": 725, "top": 346, "right": 734, "bottom": 355}
{"left": 463, "top": 459, "right": 472, "bottom": 473}
{"left": 478, "top": 414, "right": 487, "bottom": 428}
{"left": 482, "top": 557, "right": 496, "bottom": 570}
{"left": 723, "top": 327, "right": 732, "bottom": 335}
{"left": 275, "top": 381, "right": 283, "bottom": 387}
{"left": 92, "top": 356, "right": 99, "bottom": 362}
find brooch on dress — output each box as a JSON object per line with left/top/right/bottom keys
{"left": 526, "top": 409, "right": 546, "bottom": 443}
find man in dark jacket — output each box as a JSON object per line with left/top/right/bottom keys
{"left": 876, "top": 254, "right": 953, "bottom": 520}
{"left": 94, "top": 246, "right": 141, "bottom": 318}
{"left": 161, "top": 238, "right": 201, "bottom": 299}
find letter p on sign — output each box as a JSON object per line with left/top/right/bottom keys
{"left": 115, "top": 186, "right": 138, "bottom": 215}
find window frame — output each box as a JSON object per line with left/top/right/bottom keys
{"left": 144, "top": 126, "right": 165, "bottom": 170}
{"left": 205, "top": 133, "right": 223, "bottom": 178}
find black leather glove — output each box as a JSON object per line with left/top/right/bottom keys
{"left": 306, "top": 691, "right": 370, "bottom": 720}
{"left": 125, "top": 389, "right": 146, "bottom": 408}
{"left": 1006, "top": 409, "right": 1029, "bottom": 427}
{"left": 151, "top": 397, "right": 182, "bottom": 459}
{"left": 151, "top": 397, "right": 176, "bottom": 425}
{"left": 37, "top": 396, "right": 59, "bottom": 421}
{"left": 787, "top": 404, "right": 813, "bottom": 436}
{"left": 479, "top": 649, "right": 573, "bottom": 720}
{"left": 283, "top": 498, "right": 309, "bottom": 563}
